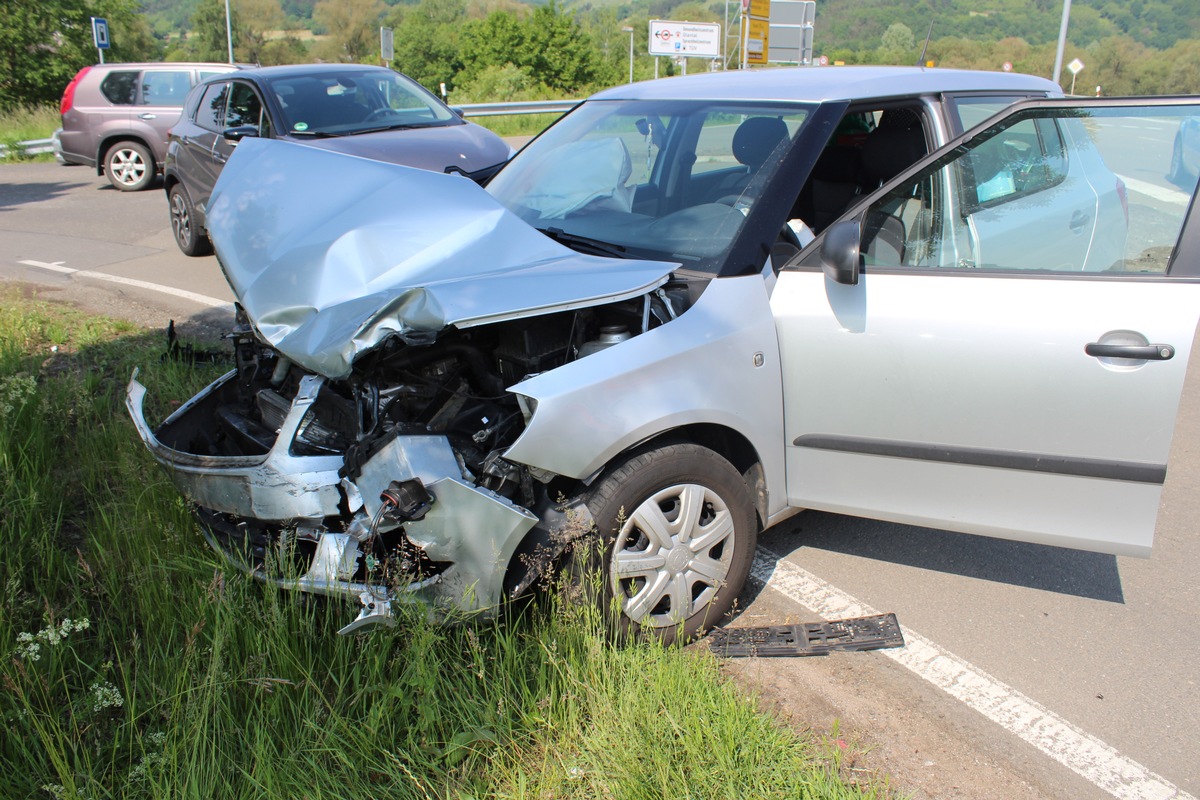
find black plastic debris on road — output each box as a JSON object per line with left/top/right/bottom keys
{"left": 708, "top": 612, "right": 905, "bottom": 657}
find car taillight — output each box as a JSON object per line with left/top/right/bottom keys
{"left": 60, "top": 66, "right": 91, "bottom": 116}
{"left": 1116, "top": 177, "right": 1129, "bottom": 225}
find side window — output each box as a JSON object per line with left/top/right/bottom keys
{"left": 791, "top": 106, "right": 928, "bottom": 236}
{"left": 859, "top": 105, "right": 1199, "bottom": 275}
{"left": 225, "top": 82, "right": 264, "bottom": 131}
{"left": 194, "top": 83, "right": 230, "bottom": 133}
{"left": 99, "top": 71, "right": 139, "bottom": 105}
{"left": 960, "top": 117, "right": 1067, "bottom": 209}
{"left": 139, "top": 70, "right": 192, "bottom": 106}
{"left": 950, "top": 95, "right": 1028, "bottom": 133}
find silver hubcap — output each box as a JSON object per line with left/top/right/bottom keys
{"left": 171, "top": 193, "right": 190, "bottom": 245}
{"left": 111, "top": 149, "right": 146, "bottom": 185}
{"left": 610, "top": 483, "right": 736, "bottom": 628}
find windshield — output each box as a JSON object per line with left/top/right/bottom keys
{"left": 266, "top": 71, "right": 458, "bottom": 137}
{"left": 487, "top": 99, "right": 812, "bottom": 270}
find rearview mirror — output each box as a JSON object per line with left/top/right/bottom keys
{"left": 820, "top": 219, "right": 862, "bottom": 285}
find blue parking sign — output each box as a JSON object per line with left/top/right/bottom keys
{"left": 92, "top": 17, "right": 110, "bottom": 49}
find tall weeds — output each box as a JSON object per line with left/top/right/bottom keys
{"left": 0, "top": 291, "right": 886, "bottom": 799}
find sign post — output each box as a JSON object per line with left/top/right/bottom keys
{"left": 91, "top": 17, "right": 110, "bottom": 64}
{"left": 380, "top": 27, "right": 394, "bottom": 68}
{"left": 648, "top": 20, "right": 722, "bottom": 59}
{"left": 742, "top": 0, "right": 770, "bottom": 67}
{"left": 648, "top": 20, "right": 721, "bottom": 75}
{"left": 1067, "top": 57, "right": 1084, "bottom": 95}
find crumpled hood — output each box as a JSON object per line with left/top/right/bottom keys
{"left": 205, "top": 138, "right": 676, "bottom": 380}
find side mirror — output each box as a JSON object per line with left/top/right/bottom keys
{"left": 449, "top": 106, "right": 466, "bottom": 119}
{"left": 222, "top": 125, "right": 260, "bottom": 144}
{"left": 820, "top": 219, "right": 862, "bottom": 285}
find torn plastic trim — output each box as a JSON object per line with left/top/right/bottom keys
{"left": 196, "top": 523, "right": 441, "bottom": 634}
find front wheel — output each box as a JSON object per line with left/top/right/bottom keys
{"left": 105, "top": 141, "right": 154, "bottom": 191}
{"left": 578, "top": 443, "right": 758, "bottom": 644}
{"left": 169, "top": 184, "right": 212, "bottom": 256}
{"left": 1169, "top": 135, "right": 1188, "bottom": 185}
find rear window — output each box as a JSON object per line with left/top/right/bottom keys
{"left": 100, "top": 71, "right": 139, "bottom": 105}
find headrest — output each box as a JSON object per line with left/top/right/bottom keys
{"left": 860, "top": 119, "right": 926, "bottom": 185}
{"left": 732, "top": 117, "right": 789, "bottom": 168}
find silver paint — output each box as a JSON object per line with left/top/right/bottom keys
{"left": 206, "top": 139, "right": 676, "bottom": 380}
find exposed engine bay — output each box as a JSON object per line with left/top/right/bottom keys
{"left": 132, "top": 283, "right": 693, "bottom": 632}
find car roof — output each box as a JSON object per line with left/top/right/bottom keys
{"left": 88, "top": 62, "right": 246, "bottom": 71}
{"left": 589, "top": 66, "right": 1061, "bottom": 104}
{"left": 225, "top": 64, "right": 396, "bottom": 81}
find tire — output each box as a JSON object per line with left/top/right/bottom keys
{"left": 105, "top": 141, "right": 154, "bottom": 191}
{"left": 169, "top": 184, "right": 213, "bottom": 257}
{"left": 575, "top": 443, "right": 758, "bottom": 644}
{"left": 1169, "top": 135, "right": 1187, "bottom": 185}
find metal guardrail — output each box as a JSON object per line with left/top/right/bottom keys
{"left": 1, "top": 137, "right": 55, "bottom": 158}
{"left": 453, "top": 99, "right": 577, "bottom": 117}
{"left": 0, "top": 99, "right": 576, "bottom": 159}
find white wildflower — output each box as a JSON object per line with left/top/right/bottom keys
{"left": 14, "top": 618, "right": 91, "bottom": 661}
{"left": 89, "top": 680, "right": 124, "bottom": 713}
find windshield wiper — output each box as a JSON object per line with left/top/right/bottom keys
{"left": 537, "top": 227, "right": 627, "bottom": 259}
{"left": 350, "top": 123, "right": 421, "bottom": 135}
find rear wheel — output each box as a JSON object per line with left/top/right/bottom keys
{"left": 577, "top": 443, "right": 757, "bottom": 644}
{"left": 169, "top": 184, "right": 212, "bottom": 256}
{"left": 105, "top": 141, "right": 154, "bottom": 191}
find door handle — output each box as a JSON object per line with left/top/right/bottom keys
{"left": 1085, "top": 342, "right": 1175, "bottom": 360}
{"left": 1069, "top": 210, "right": 1089, "bottom": 232}
{"left": 138, "top": 113, "right": 157, "bottom": 120}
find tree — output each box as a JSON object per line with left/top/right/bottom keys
{"left": 311, "top": 0, "right": 383, "bottom": 63}
{"left": 458, "top": 2, "right": 610, "bottom": 94}
{"left": 877, "top": 22, "right": 915, "bottom": 65}
{"left": 384, "top": 0, "right": 467, "bottom": 90}
{"left": 236, "top": 0, "right": 287, "bottom": 64}
{"left": 182, "top": 0, "right": 240, "bottom": 63}
{"left": 0, "top": 0, "right": 157, "bottom": 110}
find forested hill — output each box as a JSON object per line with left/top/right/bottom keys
{"left": 137, "top": 0, "right": 1199, "bottom": 54}
{"left": 805, "top": 0, "right": 1198, "bottom": 52}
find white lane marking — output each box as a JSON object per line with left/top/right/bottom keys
{"left": 18, "top": 260, "right": 234, "bottom": 311}
{"left": 1119, "top": 175, "right": 1191, "bottom": 207}
{"left": 752, "top": 549, "right": 1194, "bottom": 800}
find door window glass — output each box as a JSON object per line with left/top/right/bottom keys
{"left": 951, "top": 95, "right": 1028, "bottom": 132}
{"left": 225, "top": 82, "right": 264, "bottom": 131}
{"left": 858, "top": 104, "right": 1199, "bottom": 275}
{"left": 139, "top": 70, "right": 192, "bottom": 106}
{"left": 195, "top": 83, "right": 230, "bottom": 132}
{"left": 99, "top": 71, "right": 138, "bottom": 105}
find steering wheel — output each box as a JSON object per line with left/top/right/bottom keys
{"left": 365, "top": 107, "right": 398, "bottom": 123}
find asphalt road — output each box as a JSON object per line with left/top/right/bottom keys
{"left": 2, "top": 158, "right": 1198, "bottom": 800}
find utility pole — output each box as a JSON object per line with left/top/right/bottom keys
{"left": 225, "top": 0, "right": 234, "bottom": 64}
{"left": 622, "top": 26, "right": 635, "bottom": 83}
{"left": 1051, "top": 0, "right": 1072, "bottom": 86}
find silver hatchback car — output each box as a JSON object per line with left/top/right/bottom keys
{"left": 128, "top": 67, "right": 1200, "bottom": 640}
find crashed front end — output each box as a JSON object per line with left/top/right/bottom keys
{"left": 127, "top": 139, "right": 685, "bottom": 632}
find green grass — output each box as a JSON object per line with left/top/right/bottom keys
{"left": 0, "top": 104, "right": 59, "bottom": 162}
{"left": 0, "top": 290, "right": 892, "bottom": 800}
{"left": 469, "top": 113, "right": 563, "bottom": 139}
